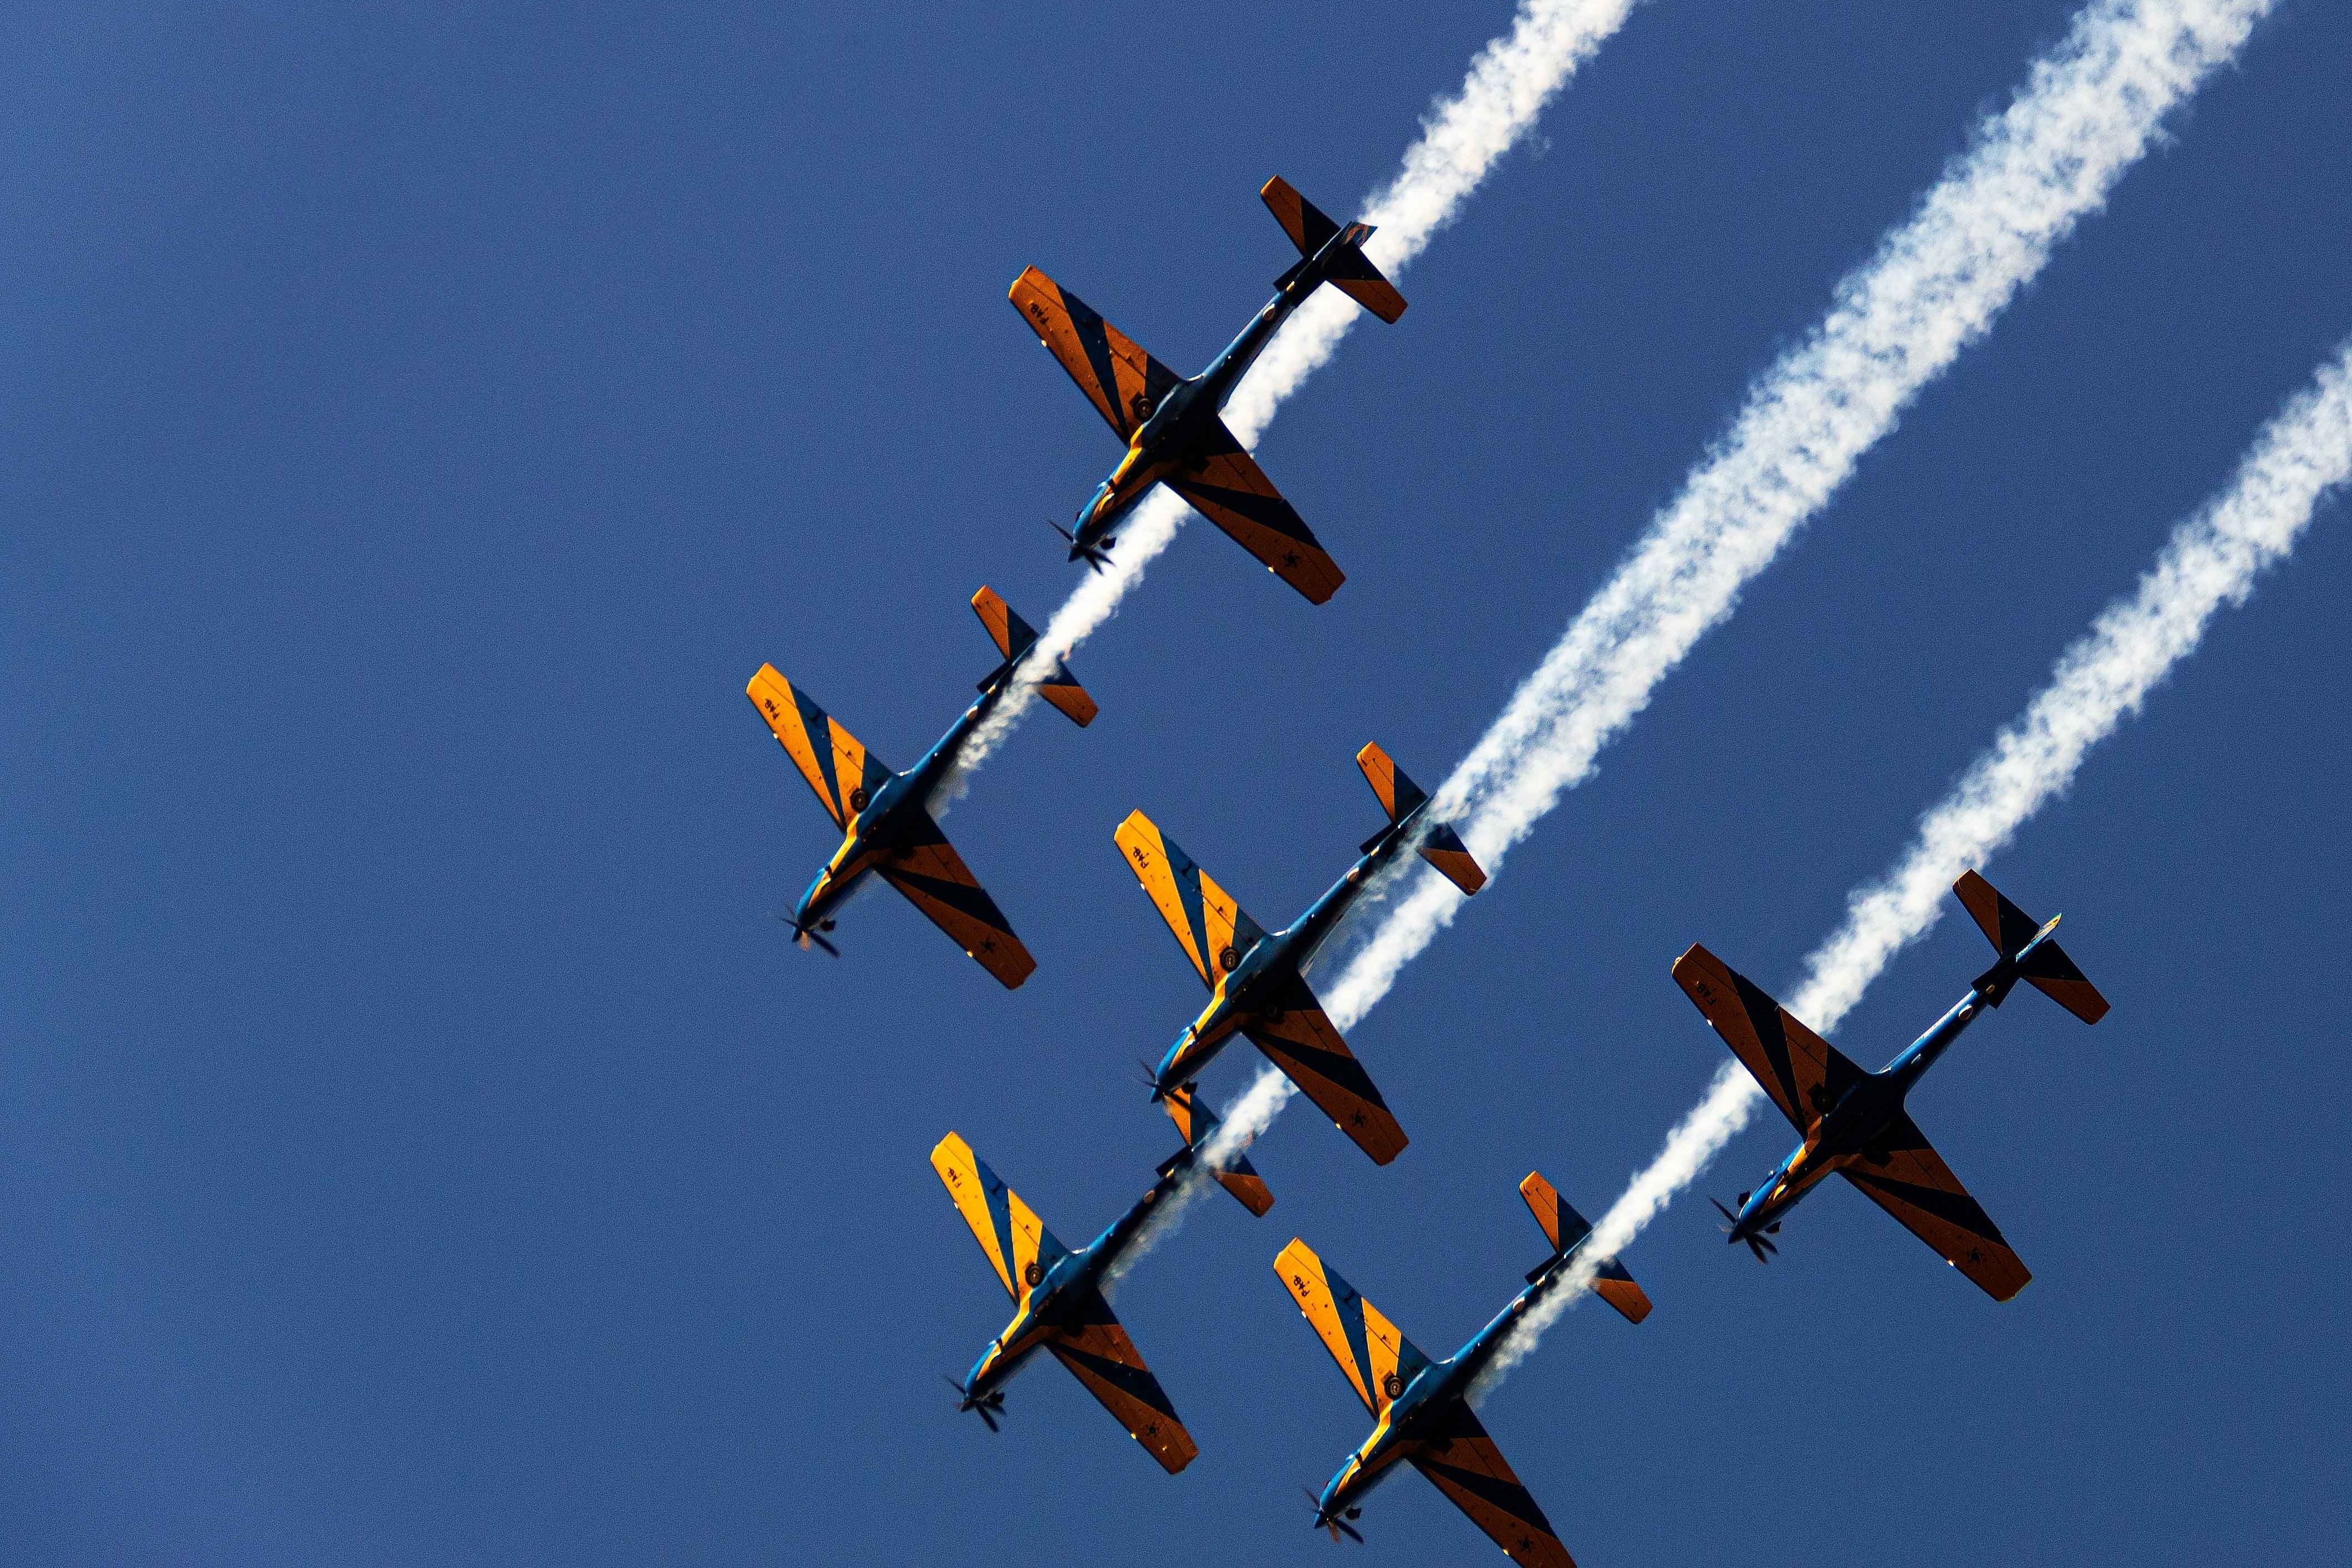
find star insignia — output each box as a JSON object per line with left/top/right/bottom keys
{"left": 1282, "top": 550, "right": 1300, "bottom": 567}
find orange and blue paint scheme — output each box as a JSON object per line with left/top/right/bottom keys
{"left": 1011, "top": 176, "right": 1408, "bottom": 603}
{"left": 929, "top": 1093, "right": 1269, "bottom": 1473}
{"left": 1115, "top": 742, "right": 1484, "bottom": 1165}
{"left": 1277, "top": 1174, "right": 1649, "bottom": 1566}
{"left": 1675, "top": 868, "right": 2109, "bottom": 1300}
{"left": 745, "top": 585, "right": 1092, "bottom": 989}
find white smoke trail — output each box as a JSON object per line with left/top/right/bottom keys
{"left": 1471, "top": 336, "right": 2352, "bottom": 1392}
{"left": 1318, "top": 0, "right": 2274, "bottom": 1037}
{"left": 955, "top": 0, "right": 1644, "bottom": 777}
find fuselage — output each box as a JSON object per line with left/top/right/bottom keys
{"left": 1724, "top": 971, "right": 2007, "bottom": 1248}
{"left": 790, "top": 677, "right": 1006, "bottom": 933}
{"left": 1069, "top": 262, "right": 1331, "bottom": 557}
{"left": 957, "top": 1157, "right": 1189, "bottom": 1405}
{"left": 1314, "top": 1246, "right": 1576, "bottom": 1527}
{"left": 1149, "top": 807, "right": 1425, "bottom": 1098}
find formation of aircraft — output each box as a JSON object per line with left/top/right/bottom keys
{"left": 1673, "top": 870, "right": 2109, "bottom": 1300}
{"left": 1116, "top": 743, "right": 1486, "bottom": 1165}
{"left": 745, "top": 586, "right": 1094, "bottom": 988}
{"left": 735, "top": 172, "right": 2129, "bottom": 1545}
{"left": 1277, "top": 1172, "right": 1651, "bottom": 1567}
{"left": 929, "top": 1088, "right": 1272, "bottom": 1472}
{"left": 1011, "top": 176, "right": 1407, "bottom": 602}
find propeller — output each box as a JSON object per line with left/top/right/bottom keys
{"left": 1303, "top": 1488, "right": 1363, "bottom": 1544}
{"left": 945, "top": 1376, "right": 1005, "bottom": 1433}
{"left": 775, "top": 910, "right": 840, "bottom": 957}
{"left": 1710, "top": 1196, "right": 1777, "bottom": 1263}
{"left": 1047, "top": 517, "right": 1114, "bottom": 574}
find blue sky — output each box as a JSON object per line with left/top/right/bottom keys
{"left": 3, "top": 4, "right": 2349, "bottom": 1564}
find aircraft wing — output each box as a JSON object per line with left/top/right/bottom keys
{"left": 1840, "top": 1111, "right": 2032, "bottom": 1302}
{"left": 1164, "top": 419, "right": 1346, "bottom": 605}
{"left": 746, "top": 664, "right": 892, "bottom": 830}
{"left": 878, "top": 811, "right": 1037, "bottom": 989}
{"left": 1244, "top": 976, "right": 1408, "bottom": 1165}
{"left": 929, "top": 1132, "right": 1071, "bottom": 1306}
{"left": 1009, "top": 266, "right": 1185, "bottom": 443}
{"left": 1045, "top": 1285, "right": 1198, "bottom": 1474}
{"left": 1114, "top": 810, "right": 1268, "bottom": 991}
{"left": 1272, "top": 1237, "right": 1432, "bottom": 1418}
{"left": 1671, "top": 943, "right": 1868, "bottom": 1134}
{"left": 1407, "top": 1402, "right": 1576, "bottom": 1568}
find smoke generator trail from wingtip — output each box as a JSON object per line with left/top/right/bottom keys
{"left": 1318, "top": 0, "right": 2278, "bottom": 1032}
{"left": 1471, "top": 335, "right": 2352, "bottom": 1396}
{"left": 955, "top": 0, "right": 1645, "bottom": 778}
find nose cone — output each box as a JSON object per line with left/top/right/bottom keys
{"left": 794, "top": 869, "right": 829, "bottom": 925}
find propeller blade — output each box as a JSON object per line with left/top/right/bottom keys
{"left": 976, "top": 1406, "right": 1000, "bottom": 1433}
{"left": 1046, "top": 517, "right": 1113, "bottom": 573}
{"left": 1336, "top": 1520, "right": 1363, "bottom": 1544}
{"left": 1709, "top": 1196, "right": 1738, "bottom": 1233}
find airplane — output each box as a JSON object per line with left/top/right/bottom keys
{"left": 744, "top": 586, "right": 1095, "bottom": 990}
{"left": 1115, "top": 743, "right": 1486, "bottom": 1165}
{"left": 1671, "top": 869, "right": 2110, "bottom": 1301}
{"left": 930, "top": 1087, "right": 1273, "bottom": 1473}
{"left": 1009, "top": 175, "right": 1408, "bottom": 604}
{"left": 1276, "top": 1171, "right": 1651, "bottom": 1566}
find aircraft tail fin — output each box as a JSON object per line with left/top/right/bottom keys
{"left": 1259, "top": 176, "right": 1407, "bottom": 323}
{"left": 1156, "top": 1083, "right": 1273, "bottom": 1216}
{"left": 1517, "top": 1170, "right": 1651, "bottom": 1324}
{"left": 1952, "top": 870, "right": 2109, "bottom": 1023}
{"left": 1355, "top": 742, "right": 1484, "bottom": 895}
{"left": 971, "top": 585, "right": 1096, "bottom": 727}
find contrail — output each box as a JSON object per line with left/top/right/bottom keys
{"left": 1472, "top": 334, "right": 2352, "bottom": 1394}
{"left": 954, "top": 0, "right": 1645, "bottom": 778}
{"left": 1315, "top": 0, "right": 2275, "bottom": 1040}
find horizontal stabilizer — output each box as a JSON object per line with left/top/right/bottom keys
{"left": 1356, "top": 742, "right": 1484, "bottom": 894}
{"left": 1158, "top": 1084, "right": 1273, "bottom": 1216}
{"left": 1259, "top": 176, "right": 1407, "bottom": 323}
{"left": 1356, "top": 740, "right": 1429, "bottom": 824}
{"left": 1518, "top": 1171, "right": 1650, "bottom": 1324}
{"left": 1417, "top": 821, "right": 1486, "bottom": 897}
{"left": 970, "top": 585, "right": 1096, "bottom": 726}
{"left": 1952, "top": 870, "right": 2109, "bottom": 1023}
